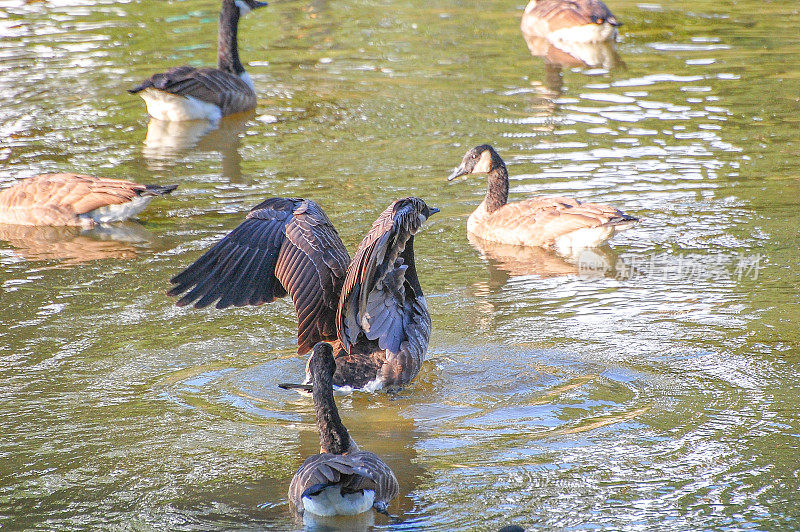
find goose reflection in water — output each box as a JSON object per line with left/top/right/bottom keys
{"left": 468, "top": 232, "right": 618, "bottom": 282}
{"left": 142, "top": 111, "right": 253, "bottom": 182}
{"left": 524, "top": 34, "right": 624, "bottom": 97}
{"left": 522, "top": 32, "right": 625, "bottom": 106}
{"left": 0, "top": 222, "right": 155, "bottom": 265}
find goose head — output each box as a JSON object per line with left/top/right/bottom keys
{"left": 234, "top": 0, "right": 268, "bottom": 16}
{"left": 447, "top": 144, "right": 503, "bottom": 181}
{"left": 393, "top": 197, "right": 439, "bottom": 234}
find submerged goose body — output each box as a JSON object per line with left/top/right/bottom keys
{"left": 521, "top": 0, "right": 619, "bottom": 43}
{"left": 0, "top": 173, "right": 177, "bottom": 227}
{"left": 448, "top": 145, "right": 636, "bottom": 252}
{"left": 129, "top": 0, "right": 267, "bottom": 121}
{"left": 168, "top": 196, "right": 438, "bottom": 392}
{"left": 287, "top": 343, "right": 399, "bottom": 517}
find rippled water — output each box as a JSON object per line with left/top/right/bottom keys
{"left": 1, "top": 0, "right": 799, "bottom": 529}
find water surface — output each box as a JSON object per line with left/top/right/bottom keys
{"left": 1, "top": 0, "right": 799, "bottom": 529}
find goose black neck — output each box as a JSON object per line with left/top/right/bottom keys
{"left": 218, "top": 0, "right": 245, "bottom": 75}
{"left": 485, "top": 155, "right": 509, "bottom": 214}
{"left": 313, "top": 365, "right": 351, "bottom": 455}
{"left": 400, "top": 236, "right": 423, "bottom": 295}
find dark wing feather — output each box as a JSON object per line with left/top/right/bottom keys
{"left": 336, "top": 198, "right": 430, "bottom": 357}
{"left": 288, "top": 452, "right": 398, "bottom": 512}
{"left": 129, "top": 66, "right": 257, "bottom": 115}
{"left": 168, "top": 198, "right": 350, "bottom": 354}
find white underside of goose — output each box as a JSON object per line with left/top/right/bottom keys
{"left": 138, "top": 88, "right": 223, "bottom": 122}
{"left": 302, "top": 485, "right": 375, "bottom": 517}
{"left": 554, "top": 225, "right": 615, "bottom": 253}
{"left": 333, "top": 376, "right": 385, "bottom": 395}
{"left": 79, "top": 196, "right": 154, "bottom": 225}
{"left": 548, "top": 23, "right": 617, "bottom": 43}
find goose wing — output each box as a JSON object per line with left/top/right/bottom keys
{"left": 489, "top": 196, "right": 634, "bottom": 246}
{"left": 288, "top": 451, "right": 399, "bottom": 510}
{"left": 0, "top": 173, "right": 173, "bottom": 226}
{"left": 168, "top": 198, "right": 350, "bottom": 355}
{"left": 336, "top": 198, "right": 432, "bottom": 359}
{"left": 129, "top": 66, "right": 257, "bottom": 115}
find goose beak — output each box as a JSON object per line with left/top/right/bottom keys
{"left": 429, "top": 207, "right": 440, "bottom": 215}
{"left": 253, "top": 0, "right": 268, "bottom": 7}
{"left": 447, "top": 166, "right": 467, "bottom": 181}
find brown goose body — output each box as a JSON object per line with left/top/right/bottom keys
{"left": 448, "top": 145, "right": 636, "bottom": 252}
{"left": 0, "top": 173, "right": 177, "bottom": 227}
{"left": 521, "top": 0, "right": 619, "bottom": 43}
{"left": 287, "top": 343, "right": 399, "bottom": 517}
{"left": 168, "top": 196, "right": 438, "bottom": 391}
{"left": 129, "top": 0, "right": 267, "bottom": 121}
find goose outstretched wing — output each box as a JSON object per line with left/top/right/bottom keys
{"left": 168, "top": 198, "right": 350, "bottom": 355}
{"left": 336, "top": 198, "right": 433, "bottom": 359}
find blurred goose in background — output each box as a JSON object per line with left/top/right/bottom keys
{"left": 447, "top": 145, "right": 637, "bottom": 253}
{"left": 0, "top": 173, "right": 177, "bottom": 227}
{"left": 129, "top": 0, "right": 268, "bottom": 121}
{"left": 168, "top": 196, "right": 438, "bottom": 392}
{"left": 286, "top": 342, "right": 399, "bottom": 517}
{"left": 521, "top": 0, "right": 619, "bottom": 43}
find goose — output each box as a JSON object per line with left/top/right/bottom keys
{"left": 286, "top": 342, "right": 399, "bottom": 517}
{"left": 521, "top": 0, "right": 619, "bottom": 43}
{"left": 447, "top": 145, "right": 637, "bottom": 252}
{"left": 168, "top": 196, "right": 438, "bottom": 392}
{"left": 0, "top": 173, "right": 177, "bottom": 227}
{"left": 128, "top": 0, "right": 268, "bottom": 121}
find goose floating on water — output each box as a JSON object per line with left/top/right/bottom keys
{"left": 448, "top": 145, "right": 637, "bottom": 252}
{"left": 521, "top": 0, "right": 619, "bottom": 43}
{"left": 129, "top": 0, "right": 268, "bottom": 121}
{"left": 0, "top": 173, "right": 177, "bottom": 227}
{"left": 168, "top": 196, "right": 438, "bottom": 392}
{"left": 286, "top": 342, "right": 399, "bottom": 517}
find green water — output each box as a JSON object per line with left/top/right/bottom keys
{"left": 1, "top": 0, "right": 799, "bottom": 529}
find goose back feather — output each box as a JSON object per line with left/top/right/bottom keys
{"left": 521, "top": 0, "right": 619, "bottom": 43}
{"left": 129, "top": 67, "right": 257, "bottom": 121}
{"left": 0, "top": 173, "right": 177, "bottom": 227}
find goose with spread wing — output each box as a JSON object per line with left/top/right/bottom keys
{"left": 168, "top": 196, "right": 438, "bottom": 391}
{"left": 129, "top": 0, "right": 268, "bottom": 121}
{"left": 448, "top": 145, "right": 636, "bottom": 252}
{"left": 287, "top": 342, "right": 399, "bottom": 517}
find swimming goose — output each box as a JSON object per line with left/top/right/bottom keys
{"left": 128, "top": 0, "right": 268, "bottom": 121}
{"left": 447, "top": 145, "right": 636, "bottom": 252}
{"left": 0, "top": 173, "right": 177, "bottom": 227}
{"left": 521, "top": 0, "right": 619, "bottom": 43}
{"left": 286, "top": 342, "right": 399, "bottom": 517}
{"left": 168, "top": 196, "right": 438, "bottom": 392}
